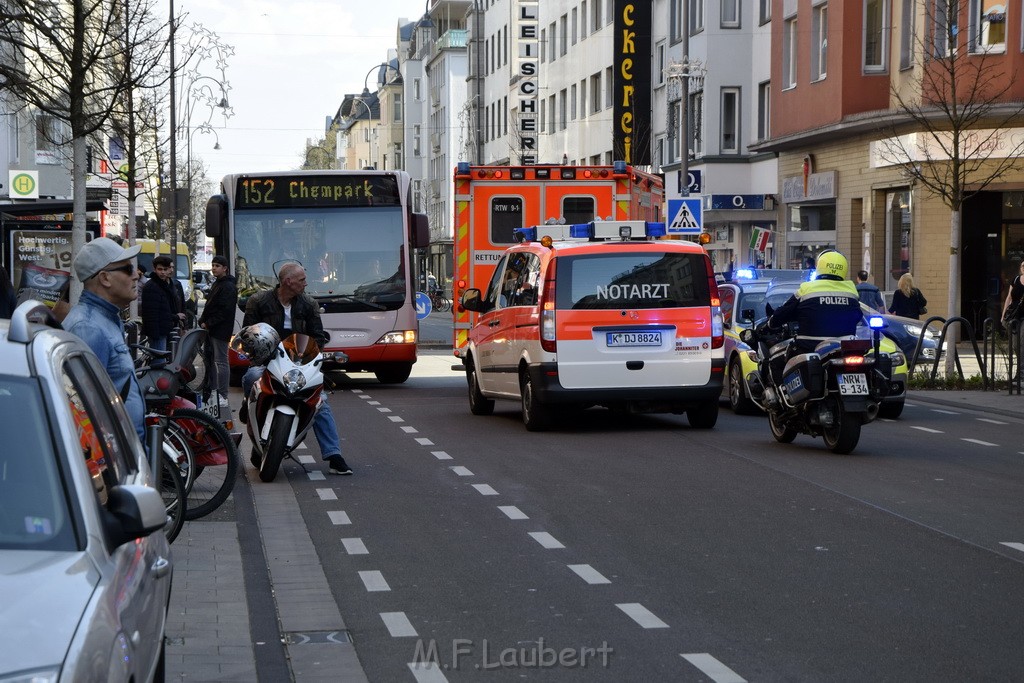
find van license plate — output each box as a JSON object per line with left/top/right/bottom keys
{"left": 606, "top": 331, "right": 662, "bottom": 347}
{"left": 838, "top": 373, "right": 868, "bottom": 395}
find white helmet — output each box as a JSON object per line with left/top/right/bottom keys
{"left": 231, "top": 323, "right": 280, "bottom": 366}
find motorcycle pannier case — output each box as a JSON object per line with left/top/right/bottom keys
{"left": 780, "top": 353, "right": 824, "bottom": 404}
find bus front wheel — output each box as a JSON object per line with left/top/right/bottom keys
{"left": 375, "top": 363, "right": 412, "bottom": 384}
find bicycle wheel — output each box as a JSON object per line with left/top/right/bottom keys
{"left": 162, "top": 418, "right": 197, "bottom": 494}
{"left": 159, "top": 450, "right": 186, "bottom": 544}
{"left": 170, "top": 408, "right": 239, "bottom": 520}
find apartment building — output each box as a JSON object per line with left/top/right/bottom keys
{"left": 760, "top": 0, "right": 1024, "bottom": 328}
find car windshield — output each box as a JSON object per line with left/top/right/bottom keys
{"left": 0, "top": 377, "right": 75, "bottom": 551}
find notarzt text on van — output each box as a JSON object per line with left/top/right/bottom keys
{"left": 596, "top": 284, "right": 669, "bottom": 299}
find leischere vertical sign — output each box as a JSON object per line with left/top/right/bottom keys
{"left": 613, "top": 0, "right": 652, "bottom": 166}
{"left": 516, "top": 0, "right": 539, "bottom": 165}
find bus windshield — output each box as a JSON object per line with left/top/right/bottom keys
{"left": 233, "top": 206, "right": 407, "bottom": 310}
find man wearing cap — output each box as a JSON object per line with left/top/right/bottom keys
{"left": 198, "top": 255, "right": 238, "bottom": 411}
{"left": 63, "top": 237, "right": 147, "bottom": 442}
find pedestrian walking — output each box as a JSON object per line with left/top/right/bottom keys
{"left": 198, "top": 255, "right": 238, "bottom": 411}
{"left": 855, "top": 270, "right": 886, "bottom": 313}
{"left": 889, "top": 273, "right": 927, "bottom": 319}
{"left": 62, "top": 237, "right": 147, "bottom": 442}
{"left": 141, "top": 254, "right": 186, "bottom": 353}
{"left": 1002, "top": 261, "right": 1024, "bottom": 379}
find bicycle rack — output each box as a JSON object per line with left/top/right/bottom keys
{"left": 922, "top": 317, "right": 988, "bottom": 388}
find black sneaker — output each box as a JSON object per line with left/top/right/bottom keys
{"left": 327, "top": 455, "right": 352, "bottom": 475}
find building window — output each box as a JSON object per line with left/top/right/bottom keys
{"left": 394, "top": 142, "right": 403, "bottom": 169}
{"left": 757, "top": 80, "right": 770, "bottom": 140}
{"left": 970, "top": 0, "right": 1007, "bottom": 51}
{"left": 760, "top": 0, "right": 772, "bottom": 24}
{"left": 593, "top": 0, "right": 603, "bottom": 33}
{"left": 582, "top": 1, "right": 588, "bottom": 39}
{"left": 655, "top": 40, "right": 666, "bottom": 86}
{"left": 689, "top": 0, "right": 704, "bottom": 33}
{"left": 541, "top": 28, "right": 547, "bottom": 62}
{"left": 549, "top": 94, "right": 556, "bottom": 132}
{"left": 571, "top": 84, "right": 577, "bottom": 120}
{"left": 414, "top": 78, "right": 422, "bottom": 100}
{"left": 559, "top": 89, "right": 568, "bottom": 130}
{"left": 414, "top": 125, "right": 421, "bottom": 155}
{"left": 899, "top": 0, "right": 915, "bottom": 68}
{"left": 655, "top": 135, "right": 666, "bottom": 170}
{"left": 783, "top": 17, "right": 797, "bottom": 88}
{"left": 605, "top": 67, "right": 613, "bottom": 109}
{"left": 864, "top": 0, "right": 889, "bottom": 72}
{"left": 671, "top": 0, "right": 683, "bottom": 41}
{"left": 933, "top": 0, "right": 958, "bottom": 56}
{"left": 690, "top": 90, "right": 704, "bottom": 157}
{"left": 884, "top": 190, "right": 913, "bottom": 291}
{"left": 393, "top": 93, "right": 402, "bottom": 122}
{"left": 572, "top": 7, "right": 578, "bottom": 45}
{"left": 580, "top": 79, "right": 587, "bottom": 118}
{"left": 591, "top": 73, "right": 602, "bottom": 112}
{"left": 550, "top": 22, "right": 557, "bottom": 61}
{"left": 812, "top": 2, "right": 828, "bottom": 80}
{"left": 720, "top": 87, "right": 740, "bottom": 153}
{"left": 722, "top": 0, "right": 740, "bottom": 28}
{"left": 35, "top": 114, "right": 59, "bottom": 164}
{"left": 560, "top": 15, "right": 568, "bottom": 56}
{"left": 540, "top": 99, "right": 546, "bottom": 133}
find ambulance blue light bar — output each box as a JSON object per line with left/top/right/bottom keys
{"left": 515, "top": 221, "right": 667, "bottom": 243}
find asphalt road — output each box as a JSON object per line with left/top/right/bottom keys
{"left": 271, "top": 352, "right": 1024, "bottom": 682}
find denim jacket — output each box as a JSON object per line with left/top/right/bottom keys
{"left": 63, "top": 291, "right": 146, "bottom": 442}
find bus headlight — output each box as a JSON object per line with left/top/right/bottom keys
{"left": 378, "top": 330, "right": 417, "bottom": 344}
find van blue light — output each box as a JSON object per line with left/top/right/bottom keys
{"left": 513, "top": 227, "right": 536, "bottom": 242}
{"left": 735, "top": 268, "right": 756, "bottom": 280}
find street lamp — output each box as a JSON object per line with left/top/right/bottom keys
{"left": 360, "top": 62, "right": 402, "bottom": 170}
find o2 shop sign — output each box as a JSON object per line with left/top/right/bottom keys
{"left": 709, "top": 194, "right": 765, "bottom": 210}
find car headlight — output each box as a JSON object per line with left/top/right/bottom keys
{"left": 283, "top": 369, "right": 306, "bottom": 394}
{"left": 888, "top": 351, "right": 906, "bottom": 368}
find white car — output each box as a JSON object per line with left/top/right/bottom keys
{"left": 0, "top": 302, "right": 171, "bottom": 682}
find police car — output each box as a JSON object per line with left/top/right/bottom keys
{"left": 458, "top": 220, "right": 725, "bottom": 431}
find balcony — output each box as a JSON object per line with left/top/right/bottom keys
{"left": 435, "top": 29, "right": 467, "bottom": 52}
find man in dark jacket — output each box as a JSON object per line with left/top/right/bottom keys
{"left": 855, "top": 270, "right": 885, "bottom": 313}
{"left": 199, "top": 255, "right": 238, "bottom": 410}
{"left": 241, "top": 263, "right": 351, "bottom": 475}
{"left": 141, "top": 254, "right": 185, "bottom": 353}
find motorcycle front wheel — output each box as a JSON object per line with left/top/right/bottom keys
{"left": 821, "top": 398, "right": 861, "bottom": 454}
{"left": 259, "top": 413, "right": 294, "bottom": 482}
{"left": 768, "top": 409, "right": 797, "bottom": 444}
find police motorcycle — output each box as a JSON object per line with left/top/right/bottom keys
{"left": 232, "top": 324, "right": 346, "bottom": 482}
{"left": 740, "top": 309, "right": 895, "bottom": 455}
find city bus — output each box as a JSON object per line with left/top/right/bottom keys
{"left": 205, "top": 170, "right": 429, "bottom": 383}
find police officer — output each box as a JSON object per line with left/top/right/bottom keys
{"left": 769, "top": 250, "right": 863, "bottom": 353}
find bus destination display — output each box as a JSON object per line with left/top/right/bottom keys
{"left": 235, "top": 175, "right": 402, "bottom": 209}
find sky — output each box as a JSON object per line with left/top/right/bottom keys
{"left": 176, "top": 0, "right": 427, "bottom": 185}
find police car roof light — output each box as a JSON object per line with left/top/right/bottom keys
{"left": 735, "top": 268, "right": 757, "bottom": 280}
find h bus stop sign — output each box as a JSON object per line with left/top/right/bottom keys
{"left": 415, "top": 291, "right": 432, "bottom": 320}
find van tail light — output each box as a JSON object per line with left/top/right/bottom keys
{"left": 539, "top": 259, "right": 557, "bottom": 353}
{"left": 705, "top": 256, "right": 724, "bottom": 349}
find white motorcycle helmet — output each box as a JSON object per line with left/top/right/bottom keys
{"left": 232, "top": 322, "right": 280, "bottom": 366}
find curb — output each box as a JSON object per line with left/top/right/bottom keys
{"left": 909, "top": 390, "right": 1024, "bottom": 420}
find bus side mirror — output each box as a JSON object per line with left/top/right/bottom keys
{"left": 206, "top": 195, "right": 227, "bottom": 238}
{"left": 411, "top": 213, "right": 429, "bottom": 249}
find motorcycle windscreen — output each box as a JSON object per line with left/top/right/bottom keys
{"left": 281, "top": 334, "right": 321, "bottom": 364}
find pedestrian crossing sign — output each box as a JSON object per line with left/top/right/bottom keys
{"left": 667, "top": 198, "right": 703, "bottom": 234}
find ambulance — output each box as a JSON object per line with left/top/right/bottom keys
{"left": 459, "top": 220, "right": 725, "bottom": 431}
{"left": 452, "top": 161, "right": 664, "bottom": 357}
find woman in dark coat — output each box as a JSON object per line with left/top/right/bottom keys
{"left": 889, "top": 273, "right": 927, "bottom": 319}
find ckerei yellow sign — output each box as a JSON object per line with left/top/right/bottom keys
{"left": 9, "top": 170, "right": 39, "bottom": 199}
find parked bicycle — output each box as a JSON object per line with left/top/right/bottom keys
{"left": 136, "top": 328, "right": 240, "bottom": 520}
{"left": 430, "top": 289, "right": 452, "bottom": 313}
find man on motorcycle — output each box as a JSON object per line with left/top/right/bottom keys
{"left": 241, "top": 263, "right": 352, "bottom": 475}
{"left": 763, "top": 251, "right": 863, "bottom": 395}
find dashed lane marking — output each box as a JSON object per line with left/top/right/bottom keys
{"left": 327, "top": 511, "right": 351, "bottom": 525}
{"left": 568, "top": 564, "right": 611, "bottom": 584}
{"left": 380, "top": 612, "right": 418, "bottom": 637}
{"left": 377, "top": 407, "right": 393, "bottom": 413}
{"left": 528, "top": 531, "right": 565, "bottom": 549}
{"left": 408, "top": 662, "right": 449, "bottom": 682}
{"left": 978, "top": 418, "right": 1008, "bottom": 424}
{"left": 316, "top": 488, "right": 337, "bottom": 501}
{"left": 680, "top": 653, "right": 746, "bottom": 683}
{"left": 297, "top": 455, "right": 315, "bottom": 464}
{"left": 498, "top": 505, "right": 529, "bottom": 520}
{"left": 388, "top": 416, "right": 404, "bottom": 422}
{"left": 357, "top": 394, "right": 371, "bottom": 399}
{"left": 401, "top": 426, "right": 419, "bottom": 433}
{"left": 358, "top": 570, "right": 391, "bottom": 592}
{"left": 342, "top": 538, "right": 368, "bottom": 555}
{"left": 432, "top": 451, "right": 453, "bottom": 460}
{"left": 931, "top": 409, "right": 960, "bottom": 415}
{"left": 910, "top": 426, "right": 944, "bottom": 434}
{"left": 367, "top": 400, "right": 380, "bottom": 405}
{"left": 307, "top": 471, "right": 326, "bottom": 481}
{"left": 415, "top": 437, "right": 435, "bottom": 446}
{"left": 1000, "top": 542, "right": 1024, "bottom": 553}
{"left": 961, "top": 438, "right": 998, "bottom": 446}
{"left": 616, "top": 603, "right": 669, "bottom": 629}
{"left": 450, "top": 466, "right": 473, "bottom": 476}
{"left": 472, "top": 484, "right": 498, "bottom": 496}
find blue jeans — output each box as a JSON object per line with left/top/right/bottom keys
{"left": 242, "top": 366, "right": 341, "bottom": 459}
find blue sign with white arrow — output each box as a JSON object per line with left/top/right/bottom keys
{"left": 415, "top": 291, "right": 432, "bottom": 320}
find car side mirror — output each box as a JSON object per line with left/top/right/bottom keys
{"left": 740, "top": 328, "right": 754, "bottom": 344}
{"left": 460, "top": 288, "right": 491, "bottom": 313}
{"left": 741, "top": 308, "right": 755, "bottom": 323}
{"left": 104, "top": 484, "right": 169, "bottom": 546}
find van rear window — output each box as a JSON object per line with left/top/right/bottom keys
{"left": 556, "top": 252, "right": 710, "bottom": 310}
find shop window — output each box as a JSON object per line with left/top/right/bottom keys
{"left": 885, "top": 190, "right": 913, "bottom": 291}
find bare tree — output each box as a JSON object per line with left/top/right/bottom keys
{"left": 301, "top": 128, "right": 339, "bottom": 170}
{"left": 874, "top": 1, "right": 1024, "bottom": 372}
{"left": 0, "top": 0, "right": 169, "bottom": 302}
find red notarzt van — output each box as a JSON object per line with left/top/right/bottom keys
{"left": 458, "top": 220, "right": 725, "bottom": 431}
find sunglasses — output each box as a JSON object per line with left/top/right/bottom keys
{"left": 100, "top": 263, "right": 136, "bottom": 276}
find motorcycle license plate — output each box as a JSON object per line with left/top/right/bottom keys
{"left": 606, "top": 331, "right": 662, "bottom": 347}
{"left": 838, "top": 373, "right": 868, "bottom": 395}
